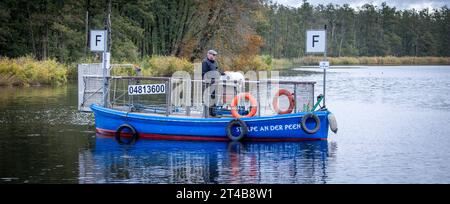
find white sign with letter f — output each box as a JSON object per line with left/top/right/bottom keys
{"left": 90, "top": 30, "right": 107, "bottom": 52}
{"left": 306, "top": 30, "right": 326, "bottom": 53}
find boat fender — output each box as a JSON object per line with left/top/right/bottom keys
{"left": 273, "top": 89, "right": 295, "bottom": 114}
{"left": 226, "top": 119, "right": 248, "bottom": 141}
{"left": 231, "top": 92, "right": 258, "bottom": 118}
{"left": 115, "top": 124, "right": 139, "bottom": 145}
{"left": 301, "top": 113, "right": 321, "bottom": 134}
{"left": 328, "top": 113, "right": 338, "bottom": 133}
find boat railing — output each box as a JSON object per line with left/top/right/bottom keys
{"left": 104, "top": 76, "right": 315, "bottom": 118}
{"left": 78, "top": 67, "right": 315, "bottom": 117}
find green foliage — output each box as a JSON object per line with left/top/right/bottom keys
{"left": 0, "top": 57, "right": 67, "bottom": 86}
{"left": 223, "top": 55, "right": 272, "bottom": 72}
{"left": 66, "top": 63, "right": 78, "bottom": 80}
{"left": 110, "top": 55, "right": 274, "bottom": 77}
{"left": 0, "top": 0, "right": 448, "bottom": 70}
{"left": 260, "top": 55, "right": 273, "bottom": 67}
{"left": 109, "top": 56, "right": 197, "bottom": 77}
{"left": 272, "top": 58, "right": 294, "bottom": 69}
{"left": 149, "top": 56, "right": 194, "bottom": 77}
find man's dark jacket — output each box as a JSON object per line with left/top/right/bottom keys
{"left": 201, "top": 58, "right": 220, "bottom": 78}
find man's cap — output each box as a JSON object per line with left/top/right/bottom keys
{"left": 207, "top": 50, "right": 218, "bottom": 55}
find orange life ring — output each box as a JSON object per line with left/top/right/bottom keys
{"left": 272, "top": 89, "right": 295, "bottom": 114}
{"left": 231, "top": 92, "right": 258, "bottom": 118}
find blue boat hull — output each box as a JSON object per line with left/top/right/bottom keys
{"left": 91, "top": 104, "right": 329, "bottom": 141}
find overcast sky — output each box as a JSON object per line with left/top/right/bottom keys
{"left": 273, "top": 0, "right": 449, "bottom": 10}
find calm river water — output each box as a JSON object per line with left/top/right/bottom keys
{"left": 1, "top": 66, "right": 450, "bottom": 183}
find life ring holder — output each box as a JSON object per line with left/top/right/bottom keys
{"left": 272, "top": 89, "right": 295, "bottom": 114}
{"left": 230, "top": 92, "right": 258, "bottom": 118}
{"left": 115, "top": 124, "right": 139, "bottom": 145}
{"left": 301, "top": 113, "right": 321, "bottom": 134}
{"left": 226, "top": 119, "right": 248, "bottom": 141}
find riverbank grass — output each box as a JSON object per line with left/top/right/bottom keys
{"left": 2, "top": 55, "right": 449, "bottom": 87}
{"left": 273, "top": 56, "right": 450, "bottom": 69}
{"left": 0, "top": 57, "right": 67, "bottom": 86}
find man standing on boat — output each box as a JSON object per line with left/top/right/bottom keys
{"left": 202, "top": 50, "right": 223, "bottom": 117}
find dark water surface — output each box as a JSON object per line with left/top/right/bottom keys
{"left": 1, "top": 66, "right": 449, "bottom": 183}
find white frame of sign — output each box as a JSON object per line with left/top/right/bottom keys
{"left": 90, "top": 30, "right": 107, "bottom": 52}
{"left": 305, "top": 29, "right": 327, "bottom": 54}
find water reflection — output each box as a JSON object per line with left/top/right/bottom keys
{"left": 78, "top": 136, "right": 336, "bottom": 183}
{"left": 3, "top": 66, "right": 450, "bottom": 183}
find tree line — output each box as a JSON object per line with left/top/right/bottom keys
{"left": 259, "top": 1, "right": 450, "bottom": 58}
{"left": 0, "top": 0, "right": 449, "bottom": 64}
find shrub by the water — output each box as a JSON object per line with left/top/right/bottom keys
{"left": 102, "top": 56, "right": 194, "bottom": 77}
{"left": 148, "top": 56, "right": 194, "bottom": 76}
{"left": 225, "top": 55, "right": 272, "bottom": 72}
{"left": 3, "top": 55, "right": 447, "bottom": 87}
{"left": 0, "top": 57, "right": 67, "bottom": 86}
{"left": 111, "top": 55, "right": 272, "bottom": 77}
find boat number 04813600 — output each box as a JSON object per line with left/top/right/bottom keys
{"left": 128, "top": 84, "right": 166, "bottom": 95}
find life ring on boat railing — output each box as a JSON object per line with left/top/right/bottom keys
{"left": 301, "top": 113, "right": 321, "bottom": 134}
{"left": 226, "top": 119, "right": 248, "bottom": 141}
{"left": 230, "top": 92, "right": 258, "bottom": 118}
{"left": 115, "top": 124, "right": 139, "bottom": 145}
{"left": 272, "top": 89, "right": 295, "bottom": 115}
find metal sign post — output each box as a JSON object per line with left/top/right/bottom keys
{"left": 102, "top": 51, "right": 110, "bottom": 108}
{"left": 306, "top": 25, "right": 328, "bottom": 108}
{"left": 90, "top": 30, "right": 108, "bottom": 107}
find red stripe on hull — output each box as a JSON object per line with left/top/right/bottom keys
{"left": 96, "top": 128, "right": 326, "bottom": 142}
